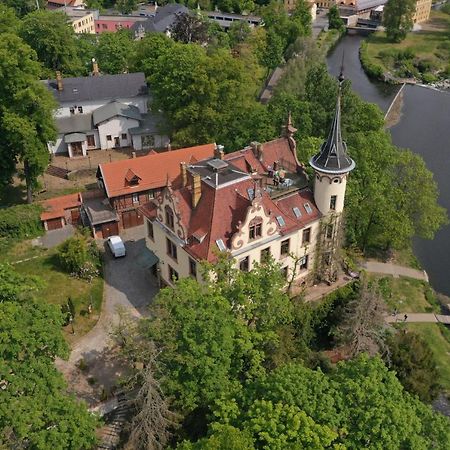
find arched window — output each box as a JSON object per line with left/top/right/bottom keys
{"left": 165, "top": 206, "right": 174, "bottom": 230}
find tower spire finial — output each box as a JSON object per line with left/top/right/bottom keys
{"left": 338, "top": 50, "right": 345, "bottom": 84}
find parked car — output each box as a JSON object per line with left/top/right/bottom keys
{"left": 107, "top": 236, "right": 126, "bottom": 258}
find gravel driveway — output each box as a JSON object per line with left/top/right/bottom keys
{"left": 56, "top": 225, "right": 159, "bottom": 402}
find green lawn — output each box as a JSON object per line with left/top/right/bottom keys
{"left": 365, "top": 11, "right": 450, "bottom": 80}
{"left": 396, "top": 323, "right": 450, "bottom": 393}
{"left": 373, "top": 275, "right": 440, "bottom": 313}
{"left": 9, "top": 244, "right": 103, "bottom": 345}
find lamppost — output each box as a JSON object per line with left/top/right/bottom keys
{"left": 68, "top": 313, "right": 75, "bottom": 335}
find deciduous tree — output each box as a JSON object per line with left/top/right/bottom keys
{"left": 387, "top": 331, "right": 441, "bottom": 402}
{"left": 383, "top": 0, "right": 416, "bottom": 43}
{"left": 144, "top": 278, "right": 249, "bottom": 414}
{"left": 96, "top": 29, "right": 134, "bottom": 74}
{"left": 0, "top": 4, "right": 19, "bottom": 33}
{"left": 170, "top": 12, "right": 209, "bottom": 44}
{"left": 3, "top": 0, "right": 44, "bottom": 17}
{"left": 0, "top": 33, "right": 56, "bottom": 202}
{"left": 20, "top": 10, "right": 82, "bottom": 77}
{"left": 116, "top": 0, "right": 138, "bottom": 14}
{"left": 327, "top": 5, "right": 345, "bottom": 33}
{"left": 0, "top": 300, "right": 98, "bottom": 448}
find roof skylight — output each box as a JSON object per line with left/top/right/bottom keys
{"left": 216, "top": 239, "right": 226, "bottom": 251}
{"left": 276, "top": 216, "right": 285, "bottom": 227}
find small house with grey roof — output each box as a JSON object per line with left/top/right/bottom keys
{"left": 44, "top": 70, "right": 169, "bottom": 158}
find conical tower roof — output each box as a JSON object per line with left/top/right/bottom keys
{"left": 310, "top": 79, "right": 355, "bottom": 175}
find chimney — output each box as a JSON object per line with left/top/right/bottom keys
{"left": 131, "top": 151, "right": 136, "bottom": 159}
{"left": 192, "top": 172, "right": 201, "bottom": 208}
{"left": 214, "top": 144, "right": 225, "bottom": 160}
{"left": 180, "top": 162, "right": 187, "bottom": 187}
{"left": 251, "top": 142, "right": 263, "bottom": 161}
{"left": 56, "top": 71, "right": 63, "bottom": 91}
{"left": 92, "top": 58, "right": 99, "bottom": 76}
{"left": 256, "top": 143, "right": 263, "bottom": 161}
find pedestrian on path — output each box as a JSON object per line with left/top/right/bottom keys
{"left": 404, "top": 314, "right": 408, "bottom": 322}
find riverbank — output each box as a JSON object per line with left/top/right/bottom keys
{"left": 360, "top": 10, "right": 450, "bottom": 85}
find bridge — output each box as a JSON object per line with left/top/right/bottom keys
{"left": 346, "top": 18, "right": 381, "bottom": 35}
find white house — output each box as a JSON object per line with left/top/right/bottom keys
{"left": 44, "top": 70, "right": 169, "bottom": 158}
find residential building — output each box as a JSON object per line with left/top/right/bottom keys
{"left": 44, "top": 70, "right": 168, "bottom": 157}
{"left": 140, "top": 87, "right": 355, "bottom": 287}
{"left": 61, "top": 6, "right": 96, "bottom": 34}
{"left": 95, "top": 15, "right": 147, "bottom": 34}
{"left": 91, "top": 144, "right": 216, "bottom": 237}
{"left": 132, "top": 3, "right": 188, "bottom": 39}
{"left": 413, "top": 0, "right": 432, "bottom": 23}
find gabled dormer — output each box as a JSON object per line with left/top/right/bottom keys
{"left": 125, "top": 169, "right": 141, "bottom": 187}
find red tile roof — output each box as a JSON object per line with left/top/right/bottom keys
{"left": 40, "top": 193, "right": 82, "bottom": 221}
{"left": 140, "top": 136, "right": 320, "bottom": 263}
{"left": 98, "top": 144, "right": 216, "bottom": 198}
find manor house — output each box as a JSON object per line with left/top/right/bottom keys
{"left": 139, "top": 84, "right": 355, "bottom": 287}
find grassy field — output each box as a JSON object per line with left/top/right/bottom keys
{"left": 365, "top": 11, "right": 450, "bottom": 81}
{"left": 372, "top": 275, "right": 440, "bottom": 313}
{"left": 5, "top": 241, "right": 103, "bottom": 345}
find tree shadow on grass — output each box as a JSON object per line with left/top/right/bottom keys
{"left": 0, "top": 184, "right": 26, "bottom": 207}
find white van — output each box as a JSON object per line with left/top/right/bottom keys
{"left": 107, "top": 236, "right": 126, "bottom": 258}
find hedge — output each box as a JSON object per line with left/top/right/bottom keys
{"left": 0, "top": 204, "right": 44, "bottom": 240}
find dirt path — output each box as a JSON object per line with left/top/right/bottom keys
{"left": 362, "top": 260, "right": 428, "bottom": 282}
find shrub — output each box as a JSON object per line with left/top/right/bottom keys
{"left": 422, "top": 72, "right": 438, "bottom": 84}
{"left": 415, "top": 59, "right": 437, "bottom": 74}
{"left": 442, "top": 3, "right": 450, "bottom": 15}
{"left": 57, "top": 236, "right": 89, "bottom": 274}
{"left": 0, "top": 204, "right": 43, "bottom": 240}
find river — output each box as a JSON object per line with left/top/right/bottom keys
{"left": 327, "top": 35, "right": 450, "bottom": 296}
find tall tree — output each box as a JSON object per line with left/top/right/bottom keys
{"left": 0, "top": 33, "right": 56, "bottom": 202}
{"left": 383, "top": 0, "right": 416, "bottom": 42}
{"left": 144, "top": 278, "right": 251, "bottom": 414}
{"left": 387, "top": 331, "right": 441, "bottom": 402}
{"left": 3, "top": 0, "right": 44, "bottom": 17}
{"left": 147, "top": 42, "right": 268, "bottom": 149}
{"left": 20, "top": 10, "right": 82, "bottom": 77}
{"left": 334, "top": 277, "right": 387, "bottom": 357}
{"left": 0, "top": 300, "right": 98, "bottom": 448}
{"left": 291, "top": 0, "right": 312, "bottom": 38}
{"left": 0, "top": 3, "right": 19, "bottom": 33}
{"left": 327, "top": 5, "right": 345, "bottom": 33}
{"left": 127, "top": 351, "right": 178, "bottom": 450}
{"left": 170, "top": 12, "right": 209, "bottom": 44}
{"left": 210, "top": 356, "right": 450, "bottom": 449}
{"left": 96, "top": 29, "right": 134, "bottom": 74}
{"left": 116, "top": 0, "right": 139, "bottom": 14}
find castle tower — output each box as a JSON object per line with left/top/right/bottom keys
{"left": 309, "top": 75, "right": 355, "bottom": 216}
{"left": 309, "top": 72, "right": 355, "bottom": 282}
